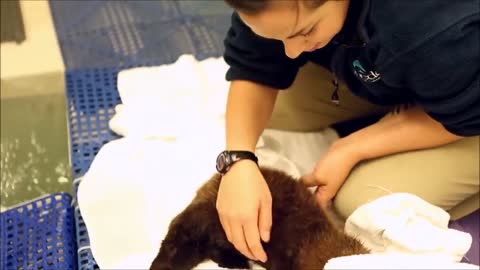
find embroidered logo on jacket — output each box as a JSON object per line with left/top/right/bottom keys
{"left": 352, "top": 59, "right": 381, "bottom": 83}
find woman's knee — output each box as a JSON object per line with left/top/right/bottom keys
{"left": 332, "top": 162, "right": 393, "bottom": 219}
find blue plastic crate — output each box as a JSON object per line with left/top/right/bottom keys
{"left": 49, "top": 0, "right": 232, "bottom": 69}
{"left": 0, "top": 193, "right": 77, "bottom": 270}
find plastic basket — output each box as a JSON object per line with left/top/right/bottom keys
{"left": 0, "top": 193, "right": 77, "bottom": 270}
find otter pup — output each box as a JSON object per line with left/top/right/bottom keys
{"left": 150, "top": 167, "right": 368, "bottom": 270}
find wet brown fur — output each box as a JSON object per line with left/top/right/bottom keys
{"left": 150, "top": 167, "right": 368, "bottom": 270}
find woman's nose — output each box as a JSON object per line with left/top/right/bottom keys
{"left": 283, "top": 38, "right": 308, "bottom": 59}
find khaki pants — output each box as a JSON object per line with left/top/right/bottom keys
{"left": 268, "top": 62, "right": 480, "bottom": 221}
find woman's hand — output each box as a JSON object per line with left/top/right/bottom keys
{"left": 301, "top": 139, "right": 361, "bottom": 207}
{"left": 216, "top": 160, "right": 271, "bottom": 263}
{"left": 302, "top": 106, "right": 464, "bottom": 208}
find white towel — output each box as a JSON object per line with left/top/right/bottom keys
{"left": 77, "top": 55, "right": 338, "bottom": 269}
{"left": 109, "top": 55, "right": 230, "bottom": 139}
{"left": 324, "top": 193, "right": 478, "bottom": 269}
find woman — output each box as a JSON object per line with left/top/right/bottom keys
{"left": 214, "top": 0, "right": 479, "bottom": 263}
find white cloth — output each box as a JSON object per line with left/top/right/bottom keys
{"left": 77, "top": 55, "right": 337, "bottom": 269}
{"left": 324, "top": 193, "right": 478, "bottom": 269}
{"left": 109, "top": 55, "right": 230, "bottom": 139}
{"left": 77, "top": 132, "right": 335, "bottom": 270}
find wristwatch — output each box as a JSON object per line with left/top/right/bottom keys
{"left": 216, "top": 150, "right": 258, "bottom": 175}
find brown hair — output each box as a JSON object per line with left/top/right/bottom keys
{"left": 224, "top": 0, "right": 326, "bottom": 15}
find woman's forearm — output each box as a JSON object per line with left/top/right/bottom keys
{"left": 226, "top": 80, "right": 278, "bottom": 151}
{"left": 343, "top": 107, "right": 464, "bottom": 162}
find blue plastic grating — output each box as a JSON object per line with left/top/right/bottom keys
{"left": 66, "top": 68, "right": 122, "bottom": 178}
{"left": 72, "top": 179, "right": 90, "bottom": 250}
{"left": 0, "top": 193, "right": 77, "bottom": 270}
{"left": 49, "top": 0, "right": 232, "bottom": 69}
{"left": 72, "top": 179, "right": 99, "bottom": 270}
{"left": 72, "top": 180, "right": 91, "bottom": 251}
{"left": 77, "top": 249, "right": 99, "bottom": 270}
{"left": 74, "top": 207, "right": 90, "bottom": 252}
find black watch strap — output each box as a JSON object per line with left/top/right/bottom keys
{"left": 229, "top": 150, "right": 258, "bottom": 164}
{"left": 216, "top": 150, "right": 258, "bottom": 175}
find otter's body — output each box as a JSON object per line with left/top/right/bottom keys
{"left": 150, "top": 167, "right": 368, "bottom": 270}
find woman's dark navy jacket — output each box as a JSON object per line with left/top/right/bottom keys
{"left": 223, "top": 0, "right": 480, "bottom": 136}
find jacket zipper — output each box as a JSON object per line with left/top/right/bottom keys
{"left": 329, "top": 45, "right": 346, "bottom": 106}
{"left": 330, "top": 77, "right": 340, "bottom": 105}
{"left": 328, "top": 0, "right": 370, "bottom": 105}
{"left": 329, "top": 41, "right": 367, "bottom": 105}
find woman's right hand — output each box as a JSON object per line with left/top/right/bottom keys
{"left": 216, "top": 160, "right": 272, "bottom": 263}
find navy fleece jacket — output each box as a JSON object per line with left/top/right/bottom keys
{"left": 223, "top": 0, "right": 480, "bottom": 136}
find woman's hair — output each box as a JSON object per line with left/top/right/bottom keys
{"left": 224, "top": 0, "right": 325, "bottom": 15}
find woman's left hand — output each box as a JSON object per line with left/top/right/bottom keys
{"left": 301, "top": 138, "right": 361, "bottom": 207}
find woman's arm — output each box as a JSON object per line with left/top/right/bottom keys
{"left": 217, "top": 80, "right": 278, "bottom": 263}
{"left": 348, "top": 106, "right": 464, "bottom": 162}
{"left": 302, "top": 106, "right": 465, "bottom": 206}
{"left": 225, "top": 80, "right": 278, "bottom": 151}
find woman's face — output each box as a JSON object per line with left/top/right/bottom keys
{"left": 239, "top": 0, "right": 350, "bottom": 59}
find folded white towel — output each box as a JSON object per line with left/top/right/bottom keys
{"left": 325, "top": 193, "right": 479, "bottom": 269}
{"left": 109, "top": 55, "right": 229, "bottom": 139}
{"left": 344, "top": 193, "right": 473, "bottom": 261}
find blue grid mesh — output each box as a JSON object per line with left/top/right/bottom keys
{"left": 66, "top": 68, "right": 122, "bottom": 178}
{"left": 0, "top": 193, "right": 77, "bottom": 270}
{"left": 77, "top": 249, "right": 98, "bottom": 270}
{"left": 72, "top": 180, "right": 88, "bottom": 249}
{"left": 72, "top": 179, "right": 99, "bottom": 270}
{"left": 49, "top": 0, "right": 232, "bottom": 69}
{"left": 65, "top": 68, "right": 118, "bottom": 268}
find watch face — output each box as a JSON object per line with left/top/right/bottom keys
{"left": 216, "top": 151, "right": 228, "bottom": 173}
